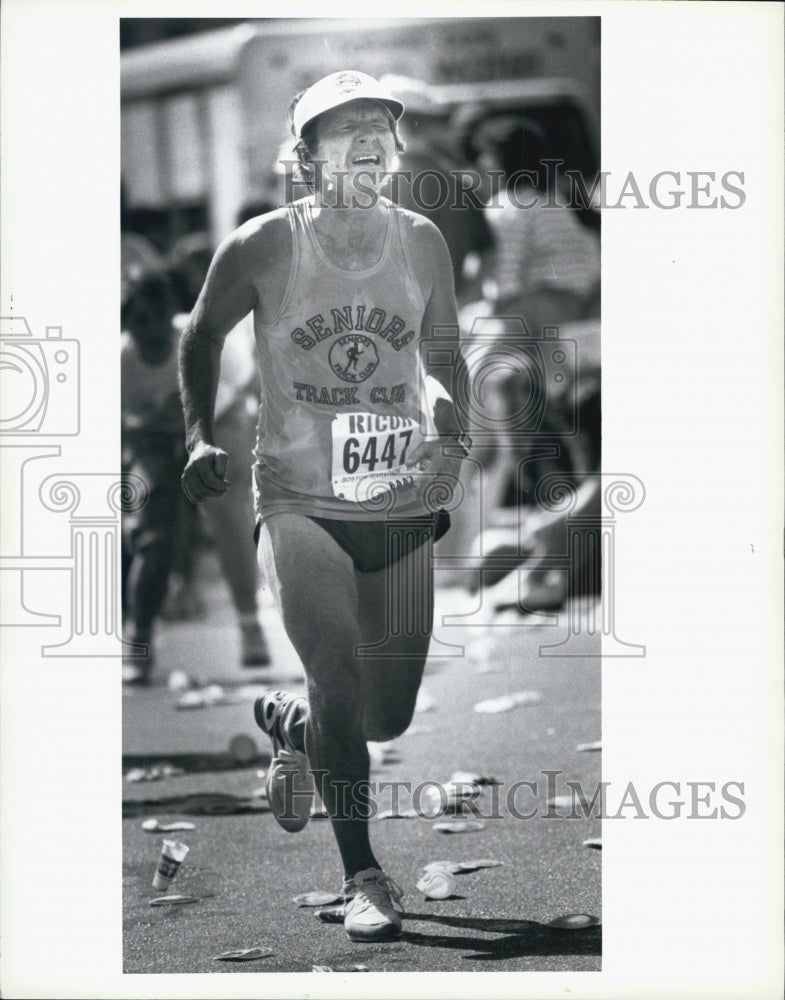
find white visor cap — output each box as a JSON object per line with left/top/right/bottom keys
{"left": 292, "top": 71, "right": 405, "bottom": 139}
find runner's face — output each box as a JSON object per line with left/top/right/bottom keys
{"left": 311, "top": 100, "right": 397, "bottom": 193}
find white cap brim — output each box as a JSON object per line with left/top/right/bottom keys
{"left": 292, "top": 70, "right": 405, "bottom": 139}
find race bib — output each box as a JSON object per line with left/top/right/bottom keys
{"left": 331, "top": 412, "right": 418, "bottom": 503}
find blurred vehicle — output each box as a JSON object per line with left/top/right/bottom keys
{"left": 121, "top": 17, "right": 599, "bottom": 250}
{"left": 433, "top": 77, "right": 600, "bottom": 232}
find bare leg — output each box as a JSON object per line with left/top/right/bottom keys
{"left": 124, "top": 444, "right": 181, "bottom": 656}
{"left": 205, "top": 402, "right": 269, "bottom": 664}
{"left": 356, "top": 531, "right": 434, "bottom": 742}
{"left": 207, "top": 402, "right": 260, "bottom": 616}
{"left": 257, "top": 513, "right": 434, "bottom": 878}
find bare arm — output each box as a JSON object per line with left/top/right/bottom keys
{"left": 179, "top": 234, "right": 257, "bottom": 501}
{"left": 406, "top": 219, "right": 469, "bottom": 473}
{"left": 416, "top": 221, "right": 468, "bottom": 442}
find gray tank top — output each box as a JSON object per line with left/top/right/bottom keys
{"left": 253, "top": 197, "right": 437, "bottom": 521}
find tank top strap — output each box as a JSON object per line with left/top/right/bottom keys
{"left": 297, "top": 198, "right": 325, "bottom": 260}
{"left": 259, "top": 203, "right": 302, "bottom": 330}
{"left": 388, "top": 201, "right": 423, "bottom": 307}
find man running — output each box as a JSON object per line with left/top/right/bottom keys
{"left": 345, "top": 341, "right": 363, "bottom": 373}
{"left": 179, "top": 70, "right": 469, "bottom": 942}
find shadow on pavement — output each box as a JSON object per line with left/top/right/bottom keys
{"left": 123, "top": 750, "right": 270, "bottom": 774}
{"left": 123, "top": 793, "right": 270, "bottom": 817}
{"left": 400, "top": 912, "right": 601, "bottom": 960}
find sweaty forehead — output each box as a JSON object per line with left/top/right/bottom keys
{"left": 315, "top": 99, "right": 391, "bottom": 132}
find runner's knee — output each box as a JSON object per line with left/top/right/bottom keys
{"left": 307, "top": 679, "right": 364, "bottom": 737}
{"left": 282, "top": 610, "right": 362, "bottom": 673}
{"left": 362, "top": 702, "right": 416, "bottom": 742}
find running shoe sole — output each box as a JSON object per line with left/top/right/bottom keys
{"left": 254, "top": 692, "right": 313, "bottom": 833}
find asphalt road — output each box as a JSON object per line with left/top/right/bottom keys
{"left": 122, "top": 561, "right": 601, "bottom": 974}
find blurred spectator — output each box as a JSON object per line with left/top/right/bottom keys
{"left": 236, "top": 166, "right": 286, "bottom": 222}
{"left": 379, "top": 75, "right": 494, "bottom": 307}
{"left": 121, "top": 270, "right": 187, "bottom": 684}
{"left": 472, "top": 474, "right": 602, "bottom": 611}
{"left": 478, "top": 116, "right": 600, "bottom": 332}
{"left": 441, "top": 117, "right": 602, "bottom": 605}
{"left": 168, "top": 231, "right": 215, "bottom": 314}
{"left": 155, "top": 232, "right": 213, "bottom": 621}
{"left": 165, "top": 232, "right": 269, "bottom": 667}
{"left": 121, "top": 231, "right": 165, "bottom": 307}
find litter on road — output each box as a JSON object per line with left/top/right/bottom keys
{"left": 547, "top": 795, "right": 580, "bottom": 810}
{"left": 175, "top": 685, "right": 237, "bottom": 710}
{"left": 576, "top": 740, "right": 602, "bottom": 752}
{"left": 312, "top": 965, "right": 369, "bottom": 972}
{"left": 149, "top": 894, "right": 198, "bottom": 907}
{"left": 126, "top": 764, "right": 184, "bottom": 782}
{"left": 420, "top": 781, "right": 481, "bottom": 817}
{"left": 167, "top": 670, "right": 193, "bottom": 692}
{"left": 400, "top": 723, "right": 438, "bottom": 737}
{"left": 213, "top": 948, "right": 274, "bottom": 962}
{"left": 376, "top": 807, "right": 419, "bottom": 819}
{"left": 416, "top": 869, "right": 457, "bottom": 899}
{"left": 548, "top": 914, "right": 601, "bottom": 929}
{"left": 459, "top": 858, "right": 504, "bottom": 870}
{"left": 292, "top": 890, "right": 343, "bottom": 907}
{"left": 367, "top": 742, "right": 400, "bottom": 767}
{"left": 450, "top": 770, "right": 500, "bottom": 786}
{"left": 414, "top": 687, "right": 436, "bottom": 713}
{"left": 583, "top": 838, "right": 602, "bottom": 850}
{"left": 464, "top": 636, "right": 495, "bottom": 664}
{"left": 449, "top": 769, "right": 482, "bottom": 784}
{"left": 473, "top": 691, "right": 542, "bottom": 714}
{"left": 141, "top": 818, "right": 196, "bottom": 833}
{"left": 152, "top": 839, "right": 189, "bottom": 892}
{"left": 433, "top": 819, "right": 486, "bottom": 834}
{"left": 475, "top": 661, "right": 504, "bottom": 674}
{"left": 423, "top": 860, "right": 463, "bottom": 874}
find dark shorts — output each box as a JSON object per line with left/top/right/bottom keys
{"left": 254, "top": 510, "right": 451, "bottom": 574}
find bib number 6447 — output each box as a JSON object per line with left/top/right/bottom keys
{"left": 343, "top": 428, "right": 412, "bottom": 474}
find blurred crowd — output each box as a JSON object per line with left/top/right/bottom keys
{"left": 120, "top": 75, "right": 602, "bottom": 682}
{"left": 121, "top": 214, "right": 269, "bottom": 685}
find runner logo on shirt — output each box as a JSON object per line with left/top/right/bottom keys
{"left": 329, "top": 334, "right": 379, "bottom": 383}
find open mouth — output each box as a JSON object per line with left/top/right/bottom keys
{"left": 351, "top": 154, "right": 380, "bottom": 166}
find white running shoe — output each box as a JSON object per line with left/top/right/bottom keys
{"left": 343, "top": 868, "right": 404, "bottom": 942}
{"left": 254, "top": 691, "right": 313, "bottom": 833}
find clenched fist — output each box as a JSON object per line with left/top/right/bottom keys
{"left": 181, "top": 440, "right": 230, "bottom": 503}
